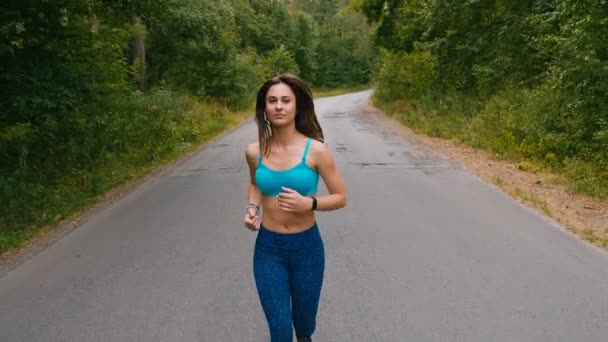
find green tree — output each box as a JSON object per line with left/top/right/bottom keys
{"left": 290, "top": 12, "right": 318, "bottom": 83}
{"left": 262, "top": 45, "right": 301, "bottom": 77}
{"left": 146, "top": 0, "right": 253, "bottom": 102}
{"left": 1, "top": 1, "right": 131, "bottom": 180}
{"left": 316, "top": 11, "right": 373, "bottom": 87}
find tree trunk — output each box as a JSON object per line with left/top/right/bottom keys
{"left": 132, "top": 16, "right": 146, "bottom": 91}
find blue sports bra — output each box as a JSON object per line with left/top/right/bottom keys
{"left": 256, "top": 138, "right": 319, "bottom": 197}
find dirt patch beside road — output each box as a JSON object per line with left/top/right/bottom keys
{"left": 364, "top": 103, "right": 608, "bottom": 251}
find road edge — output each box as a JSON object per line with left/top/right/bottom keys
{"left": 361, "top": 99, "right": 608, "bottom": 255}
{"left": 0, "top": 114, "right": 255, "bottom": 277}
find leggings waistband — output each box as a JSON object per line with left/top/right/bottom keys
{"left": 256, "top": 222, "right": 322, "bottom": 249}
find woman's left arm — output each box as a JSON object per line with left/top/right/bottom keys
{"left": 313, "top": 141, "right": 346, "bottom": 211}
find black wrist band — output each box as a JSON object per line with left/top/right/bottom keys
{"left": 311, "top": 197, "right": 317, "bottom": 211}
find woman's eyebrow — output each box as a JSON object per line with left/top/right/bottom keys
{"left": 267, "top": 95, "right": 292, "bottom": 99}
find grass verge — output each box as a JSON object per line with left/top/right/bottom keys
{"left": 1, "top": 84, "right": 369, "bottom": 258}
{"left": 0, "top": 92, "right": 254, "bottom": 256}
{"left": 372, "top": 96, "right": 608, "bottom": 250}
{"left": 313, "top": 84, "right": 371, "bottom": 98}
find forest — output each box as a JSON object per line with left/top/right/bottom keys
{"left": 360, "top": 0, "right": 607, "bottom": 199}
{"left": 0, "top": 0, "right": 373, "bottom": 251}
{"left": 2, "top": 0, "right": 606, "bottom": 253}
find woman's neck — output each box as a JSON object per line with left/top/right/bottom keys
{"left": 271, "top": 125, "right": 300, "bottom": 148}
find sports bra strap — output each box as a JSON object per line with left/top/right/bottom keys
{"left": 302, "top": 138, "right": 312, "bottom": 162}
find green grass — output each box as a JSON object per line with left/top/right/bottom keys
{"left": 373, "top": 89, "right": 608, "bottom": 249}
{"left": 313, "top": 83, "right": 371, "bottom": 98}
{"left": 581, "top": 228, "right": 608, "bottom": 248}
{"left": 373, "top": 93, "right": 608, "bottom": 200}
{"left": 1, "top": 84, "right": 367, "bottom": 257}
{"left": 0, "top": 93, "right": 253, "bottom": 256}
{"left": 0, "top": 229, "right": 33, "bottom": 252}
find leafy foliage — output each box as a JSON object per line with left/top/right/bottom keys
{"left": 316, "top": 11, "right": 374, "bottom": 87}
{"left": 361, "top": 0, "right": 608, "bottom": 197}
{"left": 0, "top": 0, "right": 375, "bottom": 247}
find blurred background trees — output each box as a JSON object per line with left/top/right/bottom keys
{"left": 0, "top": 0, "right": 374, "bottom": 244}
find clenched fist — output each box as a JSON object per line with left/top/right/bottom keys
{"left": 244, "top": 205, "right": 261, "bottom": 231}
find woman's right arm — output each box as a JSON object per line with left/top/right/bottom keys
{"left": 244, "top": 143, "right": 261, "bottom": 230}
{"left": 245, "top": 143, "right": 262, "bottom": 207}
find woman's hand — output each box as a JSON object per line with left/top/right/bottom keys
{"left": 244, "top": 206, "right": 260, "bottom": 231}
{"left": 277, "top": 187, "right": 313, "bottom": 212}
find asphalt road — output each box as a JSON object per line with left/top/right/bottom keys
{"left": 1, "top": 90, "right": 607, "bottom": 342}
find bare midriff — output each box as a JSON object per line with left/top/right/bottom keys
{"left": 261, "top": 194, "right": 316, "bottom": 233}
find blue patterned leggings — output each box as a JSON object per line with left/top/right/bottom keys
{"left": 253, "top": 222, "right": 325, "bottom": 342}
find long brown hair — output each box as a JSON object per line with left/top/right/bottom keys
{"left": 255, "top": 73, "right": 324, "bottom": 157}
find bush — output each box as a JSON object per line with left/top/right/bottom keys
{"left": 373, "top": 49, "right": 436, "bottom": 102}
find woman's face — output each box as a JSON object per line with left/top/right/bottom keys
{"left": 265, "top": 83, "right": 296, "bottom": 128}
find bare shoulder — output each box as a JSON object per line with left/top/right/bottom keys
{"left": 246, "top": 141, "right": 259, "bottom": 155}
{"left": 309, "top": 139, "right": 334, "bottom": 166}
{"left": 245, "top": 141, "right": 260, "bottom": 163}
{"left": 309, "top": 139, "right": 329, "bottom": 155}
